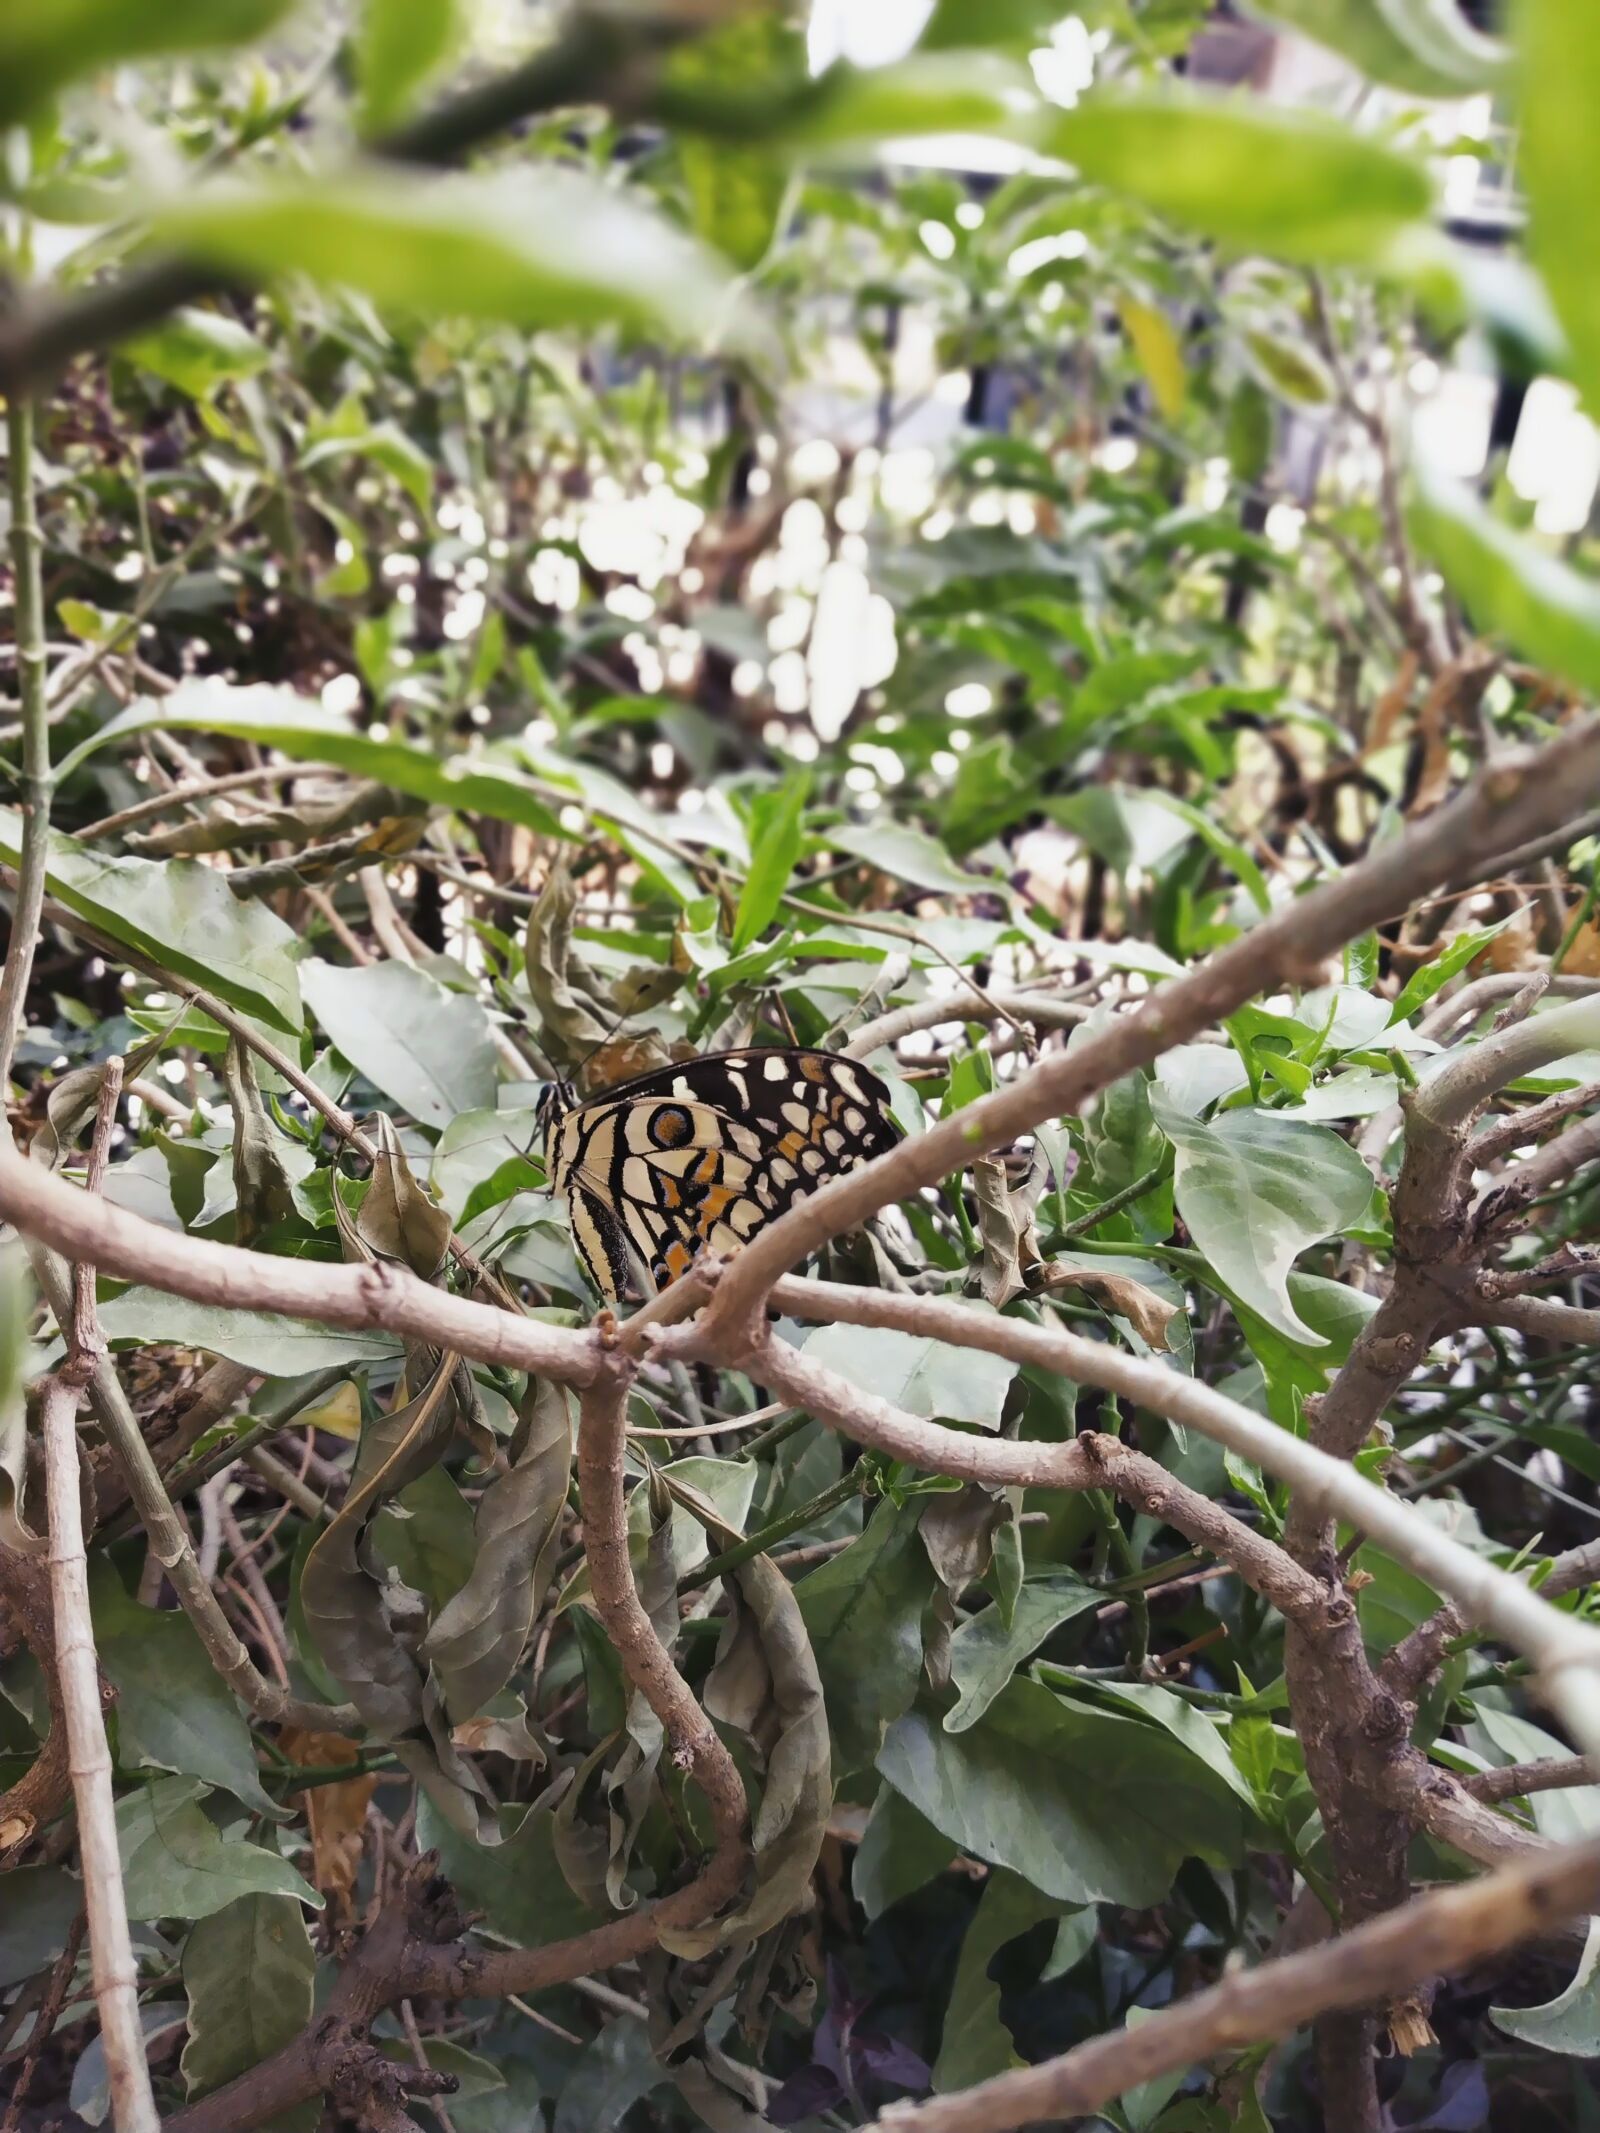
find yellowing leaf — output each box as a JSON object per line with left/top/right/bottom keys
{"left": 1118, "top": 295, "right": 1186, "bottom": 420}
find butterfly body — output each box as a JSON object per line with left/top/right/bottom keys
{"left": 538, "top": 1047, "right": 900, "bottom": 1300}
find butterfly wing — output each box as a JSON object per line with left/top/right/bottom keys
{"left": 547, "top": 1050, "right": 900, "bottom": 1301}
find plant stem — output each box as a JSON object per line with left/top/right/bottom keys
{"left": 1056, "top": 1159, "right": 1170, "bottom": 1243}
{"left": 0, "top": 396, "right": 53, "bottom": 1089}
{"left": 1552, "top": 849, "right": 1600, "bottom": 974}
{"left": 41, "top": 1379, "right": 160, "bottom": 2133}
{"left": 681, "top": 1469, "right": 865, "bottom": 1591}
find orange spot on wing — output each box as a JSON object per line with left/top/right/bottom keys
{"left": 663, "top": 1241, "right": 693, "bottom": 1277}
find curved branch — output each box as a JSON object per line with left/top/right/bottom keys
{"left": 844, "top": 988, "right": 1094, "bottom": 1061}
{"left": 703, "top": 1277, "right": 1600, "bottom": 1756}
{"left": 0, "top": 1142, "right": 599, "bottom": 1386}
{"left": 873, "top": 1836, "right": 1600, "bottom": 2133}
{"left": 166, "top": 1363, "right": 750, "bottom": 2133}
{"left": 0, "top": 1550, "right": 68, "bottom": 1858}
{"left": 0, "top": 13, "right": 682, "bottom": 397}
{"left": 1475, "top": 1293, "right": 1600, "bottom": 1344}
{"left": 730, "top": 1324, "right": 1326, "bottom": 1627}
{"left": 680, "top": 723, "right": 1600, "bottom": 1350}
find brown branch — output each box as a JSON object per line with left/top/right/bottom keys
{"left": 27, "top": 1244, "right": 354, "bottom": 1733}
{"left": 1464, "top": 1755, "right": 1592, "bottom": 1807}
{"left": 673, "top": 722, "right": 1600, "bottom": 1353}
{"left": 1472, "top": 1078, "right": 1600, "bottom": 1167}
{"left": 0, "top": 1141, "right": 598, "bottom": 1386}
{"left": 1474, "top": 1293, "right": 1600, "bottom": 1344}
{"left": 843, "top": 986, "right": 1094, "bottom": 1061}
{"left": 693, "top": 1278, "right": 1600, "bottom": 1704}
{"left": 166, "top": 1361, "right": 750, "bottom": 2133}
{"left": 736, "top": 1326, "right": 1326, "bottom": 1627}
{"left": 0, "top": 1551, "right": 68, "bottom": 1859}
{"left": 41, "top": 1380, "right": 159, "bottom": 2133}
{"left": 875, "top": 1836, "right": 1600, "bottom": 2133}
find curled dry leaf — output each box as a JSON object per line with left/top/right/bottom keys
{"left": 658, "top": 1481, "right": 831, "bottom": 1959}
{"left": 223, "top": 1035, "right": 299, "bottom": 1245}
{"left": 300, "top": 1360, "right": 498, "bottom": 1840}
{"left": 972, "top": 1156, "right": 1044, "bottom": 1310}
{"left": 357, "top": 1112, "right": 453, "bottom": 1278}
{"left": 523, "top": 854, "right": 615, "bottom": 1063}
{"left": 919, "top": 1481, "right": 1019, "bottom": 1692}
{"left": 1034, "top": 1261, "right": 1180, "bottom": 1351}
{"left": 423, "top": 1377, "right": 572, "bottom": 1722}
{"left": 277, "top": 1727, "right": 377, "bottom": 1916}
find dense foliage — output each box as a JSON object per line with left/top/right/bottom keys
{"left": 3, "top": 5, "right": 1600, "bottom": 2133}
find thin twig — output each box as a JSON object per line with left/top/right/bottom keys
{"left": 41, "top": 1380, "right": 159, "bottom": 2133}
{"left": 0, "top": 398, "right": 53, "bottom": 1089}
{"left": 876, "top": 1836, "right": 1600, "bottom": 2133}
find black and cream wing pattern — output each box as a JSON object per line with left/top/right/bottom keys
{"left": 538, "top": 1047, "right": 902, "bottom": 1301}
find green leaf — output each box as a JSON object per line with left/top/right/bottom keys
{"left": 64, "top": 683, "right": 565, "bottom": 844}
{"left": 358, "top": 0, "right": 461, "bottom": 135}
{"left": 90, "top": 1562, "right": 277, "bottom": 1816}
{"left": 787, "top": 53, "right": 1035, "bottom": 153}
{"left": 1411, "top": 473, "right": 1600, "bottom": 698}
{"left": 154, "top": 166, "right": 743, "bottom": 348}
{"left": 424, "top": 1379, "right": 571, "bottom": 1721}
{"left": 1117, "top": 296, "right": 1186, "bottom": 422}
{"left": 935, "top": 1870, "right": 1065, "bottom": 2092}
{"left": 878, "top": 1680, "right": 1242, "bottom": 1907}
{"left": 0, "top": 0, "right": 295, "bottom": 127}
{"left": 732, "top": 772, "right": 810, "bottom": 950}
{"left": 1150, "top": 1090, "right": 1374, "bottom": 1346}
{"left": 0, "top": 1242, "right": 37, "bottom": 1554}
{"left": 1241, "top": 0, "right": 1508, "bottom": 96}
{"left": 921, "top": 0, "right": 1077, "bottom": 44}
{"left": 300, "top": 958, "right": 499, "bottom": 1130}
{"left": 830, "top": 819, "right": 993, "bottom": 898}
{"left": 1493, "top": 1914, "right": 1600, "bottom": 2056}
{"left": 1241, "top": 324, "right": 1335, "bottom": 407}
{"left": 1045, "top": 92, "right": 1431, "bottom": 267}
{"left": 0, "top": 1867, "right": 80, "bottom": 1989}
{"left": 95, "top": 1289, "right": 400, "bottom": 1376}
{"left": 1051, "top": 788, "right": 1195, "bottom": 876}
{"left": 1387, "top": 911, "right": 1512, "bottom": 1024}
{"left": 417, "top": 1793, "right": 607, "bottom": 1949}
{"left": 800, "top": 1320, "right": 1018, "bottom": 1431}
{"left": 798, "top": 1500, "right": 932, "bottom": 1775}
{"left": 0, "top": 812, "right": 300, "bottom": 1033}
{"left": 670, "top": 9, "right": 798, "bottom": 270}
{"left": 181, "top": 1894, "right": 315, "bottom": 2103}
{"left": 1137, "top": 791, "right": 1273, "bottom": 915}
{"left": 122, "top": 308, "right": 272, "bottom": 399}
{"left": 1510, "top": 0, "right": 1600, "bottom": 414}
{"left": 551, "top": 2020, "right": 663, "bottom": 2133}
{"left": 852, "top": 1787, "right": 957, "bottom": 1920}
{"left": 373, "top": 1465, "right": 475, "bottom": 1613}
{"left": 946, "top": 1573, "right": 1103, "bottom": 1733}
{"left": 117, "top": 1779, "right": 322, "bottom": 1922}
{"left": 1047, "top": 1675, "right": 1259, "bottom": 1810}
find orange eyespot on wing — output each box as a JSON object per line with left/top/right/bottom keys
{"left": 547, "top": 1047, "right": 901, "bottom": 1304}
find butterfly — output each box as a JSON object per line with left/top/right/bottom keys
{"left": 537, "top": 1047, "right": 901, "bottom": 1302}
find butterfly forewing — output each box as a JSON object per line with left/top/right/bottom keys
{"left": 543, "top": 1048, "right": 900, "bottom": 1301}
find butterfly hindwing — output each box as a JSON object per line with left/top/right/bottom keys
{"left": 542, "top": 1048, "right": 900, "bottom": 1301}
